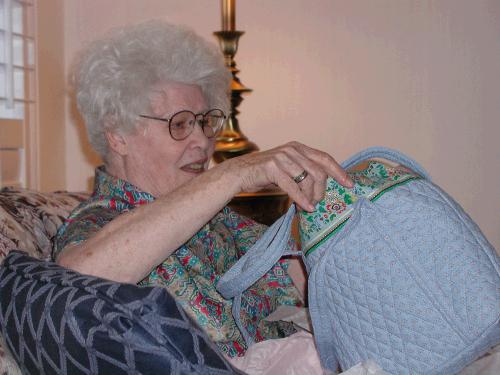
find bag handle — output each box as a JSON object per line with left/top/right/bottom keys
{"left": 341, "top": 146, "right": 431, "bottom": 180}
{"left": 217, "top": 147, "right": 428, "bottom": 347}
{"left": 216, "top": 204, "right": 298, "bottom": 346}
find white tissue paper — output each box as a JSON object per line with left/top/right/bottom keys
{"left": 228, "top": 330, "right": 333, "bottom": 375}
{"left": 228, "top": 330, "right": 388, "bottom": 375}
{"left": 340, "top": 360, "right": 386, "bottom": 375}
{"left": 228, "top": 306, "right": 499, "bottom": 375}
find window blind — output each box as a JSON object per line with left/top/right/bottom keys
{"left": 0, "top": 0, "right": 35, "bottom": 188}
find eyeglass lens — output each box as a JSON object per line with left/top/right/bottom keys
{"left": 169, "top": 109, "right": 225, "bottom": 140}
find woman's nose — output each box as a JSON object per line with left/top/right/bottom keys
{"left": 188, "top": 119, "right": 211, "bottom": 148}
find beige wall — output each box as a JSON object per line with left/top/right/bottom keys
{"left": 37, "top": 0, "right": 66, "bottom": 191}
{"left": 51, "top": 0, "right": 499, "bottom": 249}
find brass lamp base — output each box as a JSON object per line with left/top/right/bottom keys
{"left": 213, "top": 18, "right": 289, "bottom": 225}
{"left": 213, "top": 29, "right": 258, "bottom": 163}
{"left": 213, "top": 139, "right": 258, "bottom": 163}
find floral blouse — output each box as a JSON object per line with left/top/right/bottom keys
{"left": 53, "top": 166, "right": 302, "bottom": 357}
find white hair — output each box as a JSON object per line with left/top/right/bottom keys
{"left": 73, "top": 20, "right": 231, "bottom": 159}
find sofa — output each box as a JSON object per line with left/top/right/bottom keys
{"left": 0, "top": 187, "right": 88, "bottom": 374}
{"left": 0, "top": 188, "right": 243, "bottom": 375}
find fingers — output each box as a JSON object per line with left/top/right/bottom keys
{"left": 278, "top": 142, "right": 354, "bottom": 201}
{"left": 232, "top": 148, "right": 318, "bottom": 211}
{"left": 280, "top": 146, "right": 329, "bottom": 203}
{"left": 290, "top": 142, "right": 354, "bottom": 188}
{"left": 231, "top": 141, "right": 353, "bottom": 212}
{"left": 270, "top": 142, "right": 352, "bottom": 211}
{"left": 275, "top": 156, "right": 323, "bottom": 208}
{"left": 272, "top": 168, "right": 316, "bottom": 212}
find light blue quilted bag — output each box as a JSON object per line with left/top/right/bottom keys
{"left": 217, "top": 147, "right": 500, "bottom": 374}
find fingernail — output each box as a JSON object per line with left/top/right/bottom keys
{"left": 345, "top": 175, "right": 354, "bottom": 188}
{"left": 307, "top": 202, "right": 316, "bottom": 212}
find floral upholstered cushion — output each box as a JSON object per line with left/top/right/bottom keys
{"left": 0, "top": 187, "right": 88, "bottom": 263}
{"left": 0, "top": 187, "right": 87, "bottom": 374}
{"left": 0, "top": 335, "right": 21, "bottom": 375}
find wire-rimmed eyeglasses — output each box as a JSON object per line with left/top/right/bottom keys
{"left": 139, "top": 108, "right": 228, "bottom": 141}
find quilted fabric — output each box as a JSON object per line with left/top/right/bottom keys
{"left": 0, "top": 251, "right": 242, "bottom": 375}
{"left": 218, "top": 147, "right": 500, "bottom": 375}
{"left": 302, "top": 148, "right": 500, "bottom": 374}
{"left": 307, "top": 181, "right": 500, "bottom": 374}
{"left": 299, "top": 160, "right": 420, "bottom": 253}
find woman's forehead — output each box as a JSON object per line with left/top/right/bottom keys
{"left": 149, "top": 81, "right": 207, "bottom": 115}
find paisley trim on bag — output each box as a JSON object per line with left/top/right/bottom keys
{"left": 304, "top": 176, "right": 421, "bottom": 256}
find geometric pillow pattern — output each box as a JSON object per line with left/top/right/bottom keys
{"left": 0, "top": 251, "right": 243, "bottom": 374}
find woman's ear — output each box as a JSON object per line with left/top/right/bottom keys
{"left": 105, "top": 130, "right": 129, "bottom": 156}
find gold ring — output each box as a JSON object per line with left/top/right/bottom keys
{"left": 292, "top": 170, "right": 308, "bottom": 183}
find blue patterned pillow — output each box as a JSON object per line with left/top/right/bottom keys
{"left": 0, "top": 251, "right": 242, "bottom": 375}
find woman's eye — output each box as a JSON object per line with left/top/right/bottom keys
{"left": 171, "top": 120, "right": 187, "bottom": 130}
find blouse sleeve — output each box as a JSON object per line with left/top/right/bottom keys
{"left": 52, "top": 203, "right": 121, "bottom": 261}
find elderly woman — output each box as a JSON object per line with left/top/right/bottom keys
{"left": 53, "top": 20, "right": 352, "bottom": 359}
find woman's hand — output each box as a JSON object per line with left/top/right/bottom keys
{"left": 224, "top": 142, "right": 353, "bottom": 211}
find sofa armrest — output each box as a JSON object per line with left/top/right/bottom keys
{"left": 0, "top": 188, "right": 88, "bottom": 262}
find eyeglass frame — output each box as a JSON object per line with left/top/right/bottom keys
{"left": 138, "top": 108, "right": 228, "bottom": 141}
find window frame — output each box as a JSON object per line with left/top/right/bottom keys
{"left": 0, "top": 0, "right": 37, "bottom": 189}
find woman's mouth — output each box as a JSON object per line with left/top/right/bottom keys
{"left": 180, "top": 160, "right": 207, "bottom": 174}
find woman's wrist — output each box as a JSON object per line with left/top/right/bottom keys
{"left": 208, "top": 157, "right": 246, "bottom": 199}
